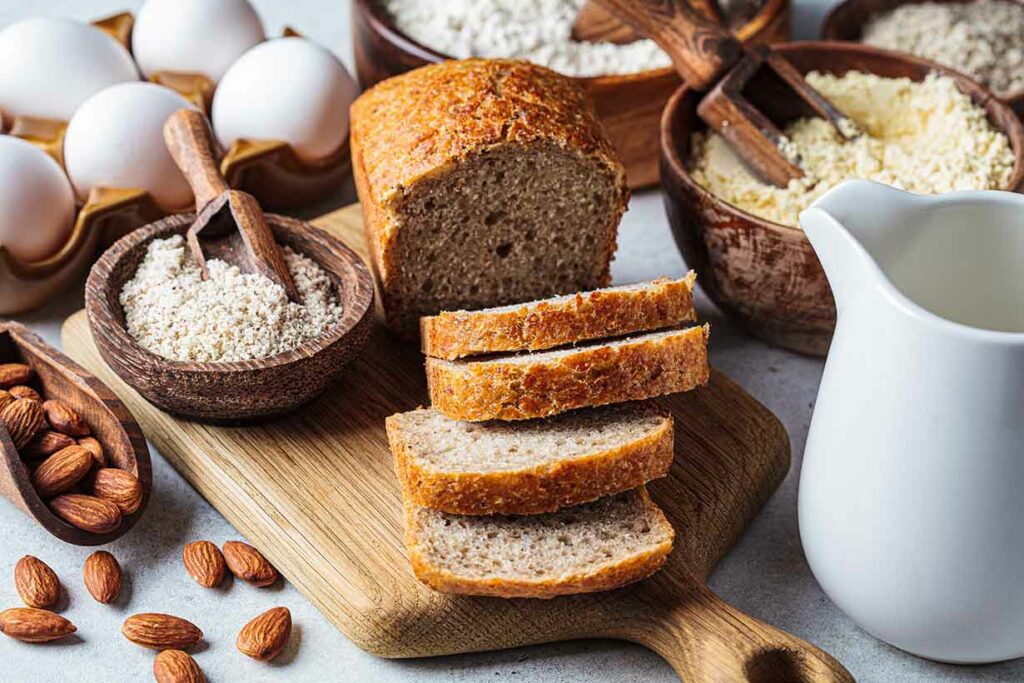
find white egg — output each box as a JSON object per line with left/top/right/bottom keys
{"left": 212, "top": 38, "right": 356, "bottom": 163}
{"left": 0, "top": 17, "right": 138, "bottom": 122}
{"left": 64, "top": 83, "right": 197, "bottom": 211}
{"left": 0, "top": 136, "right": 76, "bottom": 262}
{"left": 133, "top": 0, "right": 265, "bottom": 84}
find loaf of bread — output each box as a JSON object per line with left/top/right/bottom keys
{"left": 426, "top": 326, "right": 710, "bottom": 421}
{"left": 387, "top": 401, "right": 673, "bottom": 515}
{"left": 403, "top": 487, "right": 674, "bottom": 598}
{"left": 350, "top": 58, "right": 629, "bottom": 334}
{"left": 420, "top": 274, "right": 697, "bottom": 360}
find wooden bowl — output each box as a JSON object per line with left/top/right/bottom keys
{"left": 351, "top": 0, "right": 791, "bottom": 190}
{"left": 0, "top": 321, "right": 151, "bottom": 545}
{"left": 660, "top": 42, "right": 1024, "bottom": 355}
{"left": 821, "top": 0, "right": 1024, "bottom": 117}
{"left": 84, "top": 214, "right": 375, "bottom": 422}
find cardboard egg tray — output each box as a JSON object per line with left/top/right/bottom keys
{"left": 1, "top": 13, "right": 352, "bottom": 316}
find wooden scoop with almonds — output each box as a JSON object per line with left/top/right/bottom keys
{"left": 162, "top": 108, "right": 300, "bottom": 301}
{"left": 593, "top": 0, "right": 858, "bottom": 187}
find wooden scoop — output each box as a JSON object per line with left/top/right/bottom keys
{"left": 572, "top": 0, "right": 723, "bottom": 44}
{"left": 594, "top": 0, "right": 857, "bottom": 187}
{"left": 162, "top": 108, "right": 300, "bottom": 301}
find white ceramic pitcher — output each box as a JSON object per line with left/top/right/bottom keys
{"left": 798, "top": 180, "right": 1024, "bottom": 664}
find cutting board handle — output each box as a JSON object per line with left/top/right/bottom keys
{"left": 642, "top": 581, "right": 854, "bottom": 682}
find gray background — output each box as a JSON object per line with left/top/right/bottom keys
{"left": 0, "top": 1, "right": 1018, "bottom": 681}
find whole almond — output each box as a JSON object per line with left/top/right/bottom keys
{"left": 50, "top": 494, "right": 122, "bottom": 534}
{"left": 0, "top": 398, "right": 44, "bottom": 450}
{"left": 223, "top": 541, "right": 278, "bottom": 587}
{"left": 42, "top": 399, "right": 90, "bottom": 437}
{"left": 0, "top": 607, "right": 75, "bottom": 643}
{"left": 182, "top": 541, "right": 226, "bottom": 588}
{"left": 0, "top": 390, "right": 14, "bottom": 412}
{"left": 0, "top": 363, "right": 33, "bottom": 389}
{"left": 122, "top": 613, "right": 202, "bottom": 650}
{"left": 9, "top": 385, "right": 41, "bottom": 402}
{"left": 31, "top": 445, "right": 93, "bottom": 497}
{"left": 83, "top": 550, "right": 122, "bottom": 604}
{"left": 154, "top": 649, "right": 205, "bottom": 683}
{"left": 77, "top": 436, "right": 106, "bottom": 468}
{"left": 237, "top": 607, "right": 291, "bottom": 661}
{"left": 14, "top": 555, "right": 60, "bottom": 609}
{"left": 22, "top": 430, "right": 76, "bottom": 460}
{"left": 91, "top": 468, "right": 144, "bottom": 515}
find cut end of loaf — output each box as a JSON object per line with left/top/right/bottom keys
{"left": 404, "top": 487, "right": 674, "bottom": 599}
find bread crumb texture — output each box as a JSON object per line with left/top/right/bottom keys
{"left": 120, "top": 235, "right": 342, "bottom": 363}
{"left": 863, "top": 0, "right": 1024, "bottom": 99}
{"left": 689, "top": 72, "right": 1015, "bottom": 227}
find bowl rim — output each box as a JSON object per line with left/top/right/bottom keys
{"left": 352, "top": 0, "right": 790, "bottom": 83}
{"left": 819, "top": 0, "right": 1024, "bottom": 105}
{"left": 85, "top": 212, "right": 375, "bottom": 376}
{"left": 659, "top": 40, "right": 1024, "bottom": 236}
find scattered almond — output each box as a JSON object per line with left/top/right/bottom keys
{"left": 0, "top": 398, "right": 44, "bottom": 450}
{"left": 0, "top": 607, "right": 75, "bottom": 643}
{"left": 77, "top": 436, "right": 106, "bottom": 468}
{"left": 50, "top": 494, "right": 122, "bottom": 534}
{"left": 182, "top": 541, "right": 226, "bottom": 588}
{"left": 0, "top": 363, "right": 33, "bottom": 389}
{"left": 14, "top": 555, "right": 60, "bottom": 609}
{"left": 91, "top": 468, "right": 144, "bottom": 515}
{"left": 223, "top": 541, "right": 278, "bottom": 587}
{"left": 8, "top": 385, "right": 41, "bottom": 402}
{"left": 31, "top": 445, "right": 93, "bottom": 497}
{"left": 42, "top": 399, "right": 90, "bottom": 437}
{"left": 122, "top": 613, "right": 203, "bottom": 650}
{"left": 153, "top": 649, "right": 205, "bottom": 683}
{"left": 237, "top": 606, "right": 291, "bottom": 661}
{"left": 22, "top": 430, "right": 76, "bottom": 459}
{"left": 83, "top": 550, "right": 122, "bottom": 604}
{"left": 0, "top": 390, "right": 13, "bottom": 412}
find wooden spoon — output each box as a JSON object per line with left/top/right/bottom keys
{"left": 0, "top": 321, "right": 151, "bottom": 546}
{"left": 595, "top": 0, "right": 857, "bottom": 187}
{"left": 162, "top": 108, "right": 300, "bottom": 301}
{"left": 572, "top": 0, "right": 724, "bottom": 44}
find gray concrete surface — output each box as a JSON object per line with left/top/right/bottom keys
{"left": 1, "top": 1, "right": 1020, "bottom": 680}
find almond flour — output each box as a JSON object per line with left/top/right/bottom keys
{"left": 119, "top": 235, "right": 342, "bottom": 363}
{"left": 688, "top": 72, "right": 1015, "bottom": 227}
{"left": 862, "top": 0, "right": 1024, "bottom": 99}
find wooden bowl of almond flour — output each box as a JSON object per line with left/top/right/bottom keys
{"left": 352, "top": 0, "right": 791, "bottom": 190}
{"left": 84, "top": 214, "right": 375, "bottom": 422}
{"left": 660, "top": 41, "right": 1024, "bottom": 356}
{"left": 821, "top": 0, "right": 1024, "bottom": 116}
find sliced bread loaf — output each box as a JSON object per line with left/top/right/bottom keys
{"left": 404, "top": 487, "right": 674, "bottom": 598}
{"left": 426, "top": 326, "right": 710, "bottom": 421}
{"left": 387, "top": 402, "right": 674, "bottom": 515}
{"left": 419, "top": 274, "right": 698, "bottom": 360}
{"left": 350, "top": 59, "right": 629, "bottom": 335}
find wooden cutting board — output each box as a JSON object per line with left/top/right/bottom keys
{"left": 61, "top": 204, "right": 852, "bottom": 682}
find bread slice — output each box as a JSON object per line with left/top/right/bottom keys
{"left": 419, "top": 274, "right": 698, "bottom": 360}
{"left": 350, "top": 59, "right": 629, "bottom": 335}
{"left": 426, "top": 326, "right": 710, "bottom": 422}
{"left": 404, "top": 487, "right": 674, "bottom": 598}
{"left": 387, "top": 401, "right": 673, "bottom": 515}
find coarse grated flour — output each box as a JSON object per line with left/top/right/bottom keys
{"left": 863, "top": 0, "right": 1024, "bottom": 99}
{"left": 383, "top": 0, "right": 672, "bottom": 77}
{"left": 120, "top": 235, "right": 343, "bottom": 363}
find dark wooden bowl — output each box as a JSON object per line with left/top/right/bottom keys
{"left": 351, "top": 0, "right": 791, "bottom": 190}
{"left": 660, "top": 41, "right": 1024, "bottom": 355}
{"left": 821, "top": 0, "right": 1024, "bottom": 117}
{"left": 0, "top": 321, "right": 151, "bottom": 545}
{"left": 84, "top": 214, "right": 375, "bottom": 422}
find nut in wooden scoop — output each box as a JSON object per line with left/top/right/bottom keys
{"left": 162, "top": 108, "right": 299, "bottom": 301}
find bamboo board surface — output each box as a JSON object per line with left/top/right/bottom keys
{"left": 61, "top": 204, "right": 852, "bottom": 682}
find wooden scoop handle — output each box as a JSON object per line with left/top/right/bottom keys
{"left": 593, "top": 0, "right": 741, "bottom": 90}
{"left": 641, "top": 581, "right": 854, "bottom": 683}
{"left": 573, "top": 0, "right": 724, "bottom": 45}
{"left": 163, "top": 108, "right": 229, "bottom": 211}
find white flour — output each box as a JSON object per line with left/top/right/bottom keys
{"left": 383, "top": 0, "right": 673, "bottom": 77}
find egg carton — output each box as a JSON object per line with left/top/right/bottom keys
{"left": 1, "top": 12, "right": 351, "bottom": 316}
